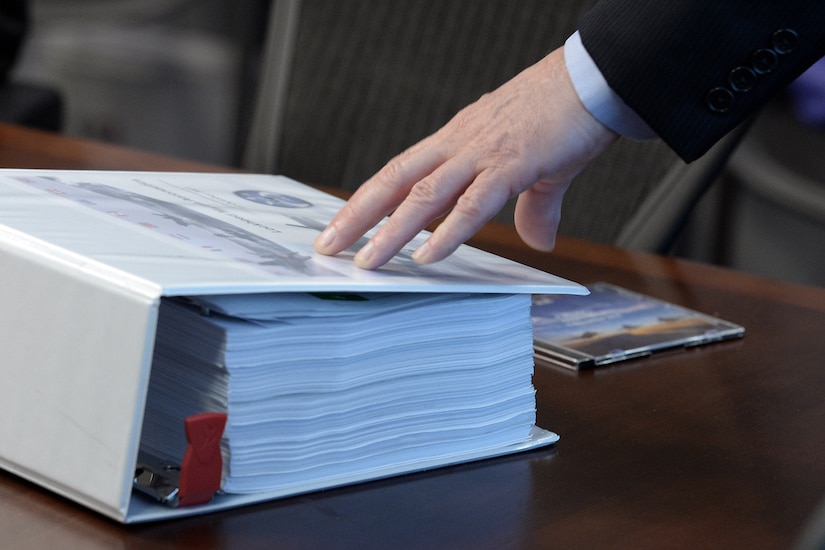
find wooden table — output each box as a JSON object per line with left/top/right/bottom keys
{"left": 2, "top": 124, "right": 825, "bottom": 549}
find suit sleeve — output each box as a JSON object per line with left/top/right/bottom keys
{"left": 578, "top": 0, "right": 825, "bottom": 161}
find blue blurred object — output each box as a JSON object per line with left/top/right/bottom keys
{"left": 788, "top": 56, "right": 825, "bottom": 126}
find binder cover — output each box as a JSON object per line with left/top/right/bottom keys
{"left": 0, "top": 170, "right": 582, "bottom": 522}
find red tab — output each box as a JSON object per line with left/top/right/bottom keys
{"left": 177, "top": 412, "right": 227, "bottom": 507}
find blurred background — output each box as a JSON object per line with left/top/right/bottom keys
{"left": 9, "top": 0, "right": 825, "bottom": 287}
{"left": 12, "top": 0, "right": 268, "bottom": 166}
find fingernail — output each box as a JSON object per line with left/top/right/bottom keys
{"left": 355, "top": 241, "right": 376, "bottom": 269}
{"left": 411, "top": 241, "right": 431, "bottom": 264}
{"left": 315, "top": 226, "right": 336, "bottom": 251}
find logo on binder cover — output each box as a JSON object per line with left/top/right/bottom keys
{"left": 234, "top": 190, "right": 313, "bottom": 208}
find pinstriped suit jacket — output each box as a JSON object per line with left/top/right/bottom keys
{"left": 580, "top": 0, "right": 825, "bottom": 161}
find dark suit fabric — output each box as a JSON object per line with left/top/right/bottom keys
{"left": 579, "top": 0, "right": 825, "bottom": 161}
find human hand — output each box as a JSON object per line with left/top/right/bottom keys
{"left": 314, "top": 47, "right": 618, "bottom": 269}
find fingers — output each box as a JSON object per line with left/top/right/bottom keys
{"left": 314, "top": 142, "right": 444, "bottom": 256}
{"left": 410, "top": 168, "right": 519, "bottom": 264}
{"left": 351, "top": 157, "right": 482, "bottom": 269}
{"left": 513, "top": 179, "right": 572, "bottom": 252}
{"left": 315, "top": 144, "right": 517, "bottom": 269}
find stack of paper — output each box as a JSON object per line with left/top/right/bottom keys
{"left": 140, "top": 291, "right": 536, "bottom": 494}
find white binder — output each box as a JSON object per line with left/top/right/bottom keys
{"left": 0, "top": 169, "right": 583, "bottom": 522}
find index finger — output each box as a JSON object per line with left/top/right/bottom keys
{"left": 314, "top": 142, "right": 444, "bottom": 256}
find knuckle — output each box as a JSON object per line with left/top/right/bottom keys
{"left": 408, "top": 176, "right": 441, "bottom": 205}
{"left": 377, "top": 155, "right": 406, "bottom": 186}
{"left": 453, "top": 188, "right": 490, "bottom": 221}
{"left": 339, "top": 198, "right": 367, "bottom": 220}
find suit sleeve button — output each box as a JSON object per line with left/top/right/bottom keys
{"left": 729, "top": 66, "right": 757, "bottom": 92}
{"left": 752, "top": 48, "right": 779, "bottom": 74}
{"left": 707, "top": 87, "right": 735, "bottom": 113}
{"left": 771, "top": 28, "right": 799, "bottom": 54}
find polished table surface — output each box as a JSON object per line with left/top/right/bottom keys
{"left": 2, "top": 123, "right": 825, "bottom": 549}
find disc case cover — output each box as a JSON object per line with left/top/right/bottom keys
{"left": 532, "top": 283, "right": 745, "bottom": 370}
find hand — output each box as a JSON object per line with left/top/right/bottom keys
{"left": 314, "top": 47, "right": 618, "bottom": 269}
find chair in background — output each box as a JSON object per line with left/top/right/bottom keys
{"left": 0, "top": 0, "right": 62, "bottom": 131}
{"left": 705, "top": 90, "right": 825, "bottom": 286}
{"left": 0, "top": 81, "right": 63, "bottom": 131}
{"left": 244, "top": 0, "right": 746, "bottom": 254}
{"left": 795, "top": 493, "right": 825, "bottom": 550}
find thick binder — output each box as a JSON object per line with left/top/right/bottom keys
{"left": 0, "top": 169, "right": 584, "bottom": 522}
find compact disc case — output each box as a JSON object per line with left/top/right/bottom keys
{"left": 532, "top": 283, "right": 745, "bottom": 370}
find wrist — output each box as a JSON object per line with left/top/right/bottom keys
{"left": 564, "top": 31, "right": 658, "bottom": 141}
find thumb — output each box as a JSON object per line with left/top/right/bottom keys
{"left": 513, "top": 179, "right": 572, "bottom": 251}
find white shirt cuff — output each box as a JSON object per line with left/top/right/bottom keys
{"left": 564, "top": 31, "right": 658, "bottom": 140}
